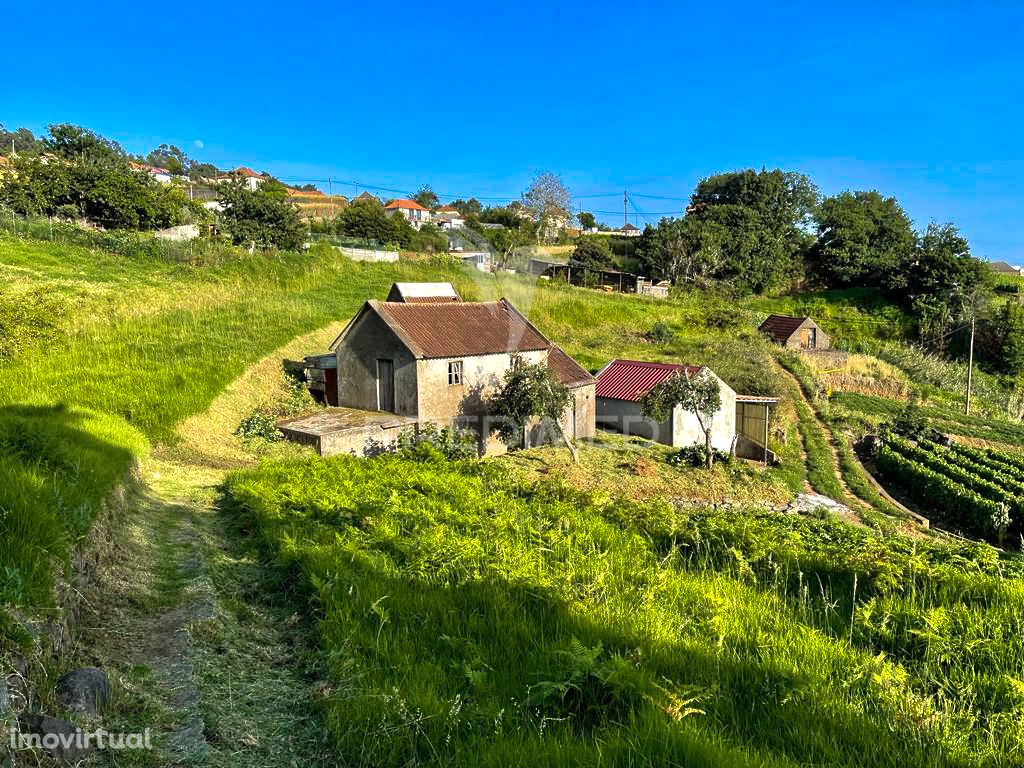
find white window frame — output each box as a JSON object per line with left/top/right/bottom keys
{"left": 448, "top": 360, "right": 463, "bottom": 386}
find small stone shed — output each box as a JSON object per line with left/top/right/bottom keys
{"left": 310, "top": 287, "right": 596, "bottom": 456}
{"left": 759, "top": 315, "right": 829, "bottom": 350}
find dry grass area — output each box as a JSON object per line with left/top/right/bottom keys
{"left": 806, "top": 351, "right": 911, "bottom": 399}
{"left": 499, "top": 432, "right": 793, "bottom": 507}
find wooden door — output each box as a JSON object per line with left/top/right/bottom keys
{"left": 377, "top": 359, "right": 395, "bottom": 412}
{"left": 799, "top": 328, "right": 809, "bottom": 348}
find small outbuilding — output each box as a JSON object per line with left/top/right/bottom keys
{"left": 386, "top": 282, "right": 462, "bottom": 303}
{"left": 759, "top": 315, "right": 829, "bottom": 350}
{"left": 595, "top": 359, "right": 777, "bottom": 462}
{"left": 296, "top": 284, "right": 596, "bottom": 457}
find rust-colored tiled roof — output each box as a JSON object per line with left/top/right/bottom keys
{"left": 758, "top": 314, "right": 810, "bottom": 343}
{"left": 232, "top": 166, "right": 263, "bottom": 178}
{"left": 596, "top": 359, "right": 701, "bottom": 402}
{"left": 548, "top": 346, "right": 594, "bottom": 387}
{"left": 384, "top": 198, "right": 428, "bottom": 211}
{"left": 374, "top": 299, "right": 550, "bottom": 358}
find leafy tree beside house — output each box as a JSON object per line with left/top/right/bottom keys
{"left": 640, "top": 369, "right": 722, "bottom": 470}
{"left": 577, "top": 211, "right": 596, "bottom": 230}
{"left": 218, "top": 180, "right": 305, "bottom": 251}
{"left": 412, "top": 184, "right": 440, "bottom": 210}
{"left": 337, "top": 197, "right": 396, "bottom": 243}
{"left": 489, "top": 356, "right": 577, "bottom": 462}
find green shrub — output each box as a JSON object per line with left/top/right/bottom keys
{"left": 235, "top": 411, "right": 281, "bottom": 442}
{"left": 645, "top": 321, "right": 676, "bottom": 344}
{"left": 397, "top": 423, "right": 478, "bottom": 460}
{"left": 667, "top": 444, "right": 731, "bottom": 467}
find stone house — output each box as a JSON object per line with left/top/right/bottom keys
{"left": 595, "top": 359, "right": 777, "bottom": 462}
{"left": 758, "top": 315, "right": 829, "bottom": 350}
{"left": 325, "top": 288, "right": 596, "bottom": 455}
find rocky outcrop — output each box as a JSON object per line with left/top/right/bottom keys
{"left": 55, "top": 668, "right": 111, "bottom": 714}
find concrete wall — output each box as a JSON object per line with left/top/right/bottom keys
{"left": 670, "top": 377, "right": 736, "bottom": 451}
{"left": 596, "top": 397, "right": 672, "bottom": 444}
{"left": 335, "top": 311, "right": 418, "bottom": 416}
{"left": 319, "top": 422, "right": 409, "bottom": 457}
{"left": 564, "top": 383, "right": 597, "bottom": 440}
{"left": 417, "top": 350, "right": 547, "bottom": 455}
{"left": 337, "top": 246, "right": 399, "bottom": 263}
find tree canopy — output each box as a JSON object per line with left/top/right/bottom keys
{"left": 685, "top": 169, "right": 819, "bottom": 293}
{"left": 636, "top": 217, "right": 725, "bottom": 288}
{"left": 218, "top": 181, "right": 305, "bottom": 251}
{"left": 571, "top": 235, "right": 615, "bottom": 270}
{"left": 412, "top": 184, "right": 439, "bottom": 210}
{"left": 809, "top": 191, "right": 916, "bottom": 287}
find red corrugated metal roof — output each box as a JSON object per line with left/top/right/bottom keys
{"left": 596, "top": 359, "right": 701, "bottom": 402}
{"left": 375, "top": 299, "right": 551, "bottom": 358}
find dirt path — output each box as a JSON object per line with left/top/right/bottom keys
{"left": 76, "top": 456, "right": 334, "bottom": 767}
{"left": 775, "top": 365, "right": 867, "bottom": 520}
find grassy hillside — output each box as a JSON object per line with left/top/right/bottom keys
{"left": 226, "top": 451, "right": 1024, "bottom": 767}
{"left": 6, "top": 231, "right": 1024, "bottom": 764}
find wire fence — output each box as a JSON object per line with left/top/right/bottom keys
{"left": 0, "top": 208, "right": 243, "bottom": 265}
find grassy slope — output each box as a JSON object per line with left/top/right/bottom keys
{"left": 226, "top": 453, "right": 1024, "bottom": 768}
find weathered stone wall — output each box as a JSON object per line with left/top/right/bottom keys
{"left": 417, "top": 351, "right": 547, "bottom": 456}
{"left": 562, "top": 383, "right": 596, "bottom": 440}
{"left": 336, "top": 311, "right": 418, "bottom": 416}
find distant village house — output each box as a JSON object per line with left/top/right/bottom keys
{"left": 384, "top": 198, "right": 431, "bottom": 229}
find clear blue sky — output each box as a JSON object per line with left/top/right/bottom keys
{"left": 4, "top": 1, "right": 1022, "bottom": 260}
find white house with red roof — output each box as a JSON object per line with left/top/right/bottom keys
{"left": 384, "top": 198, "right": 431, "bottom": 229}
{"left": 129, "top": 162, "right": 173, "bottom": 184}
{"left": 214, "top": 166, "right": 266, "bottom": 190}
{"left": 595, "top": 359, "right": 777, "bottom": 461}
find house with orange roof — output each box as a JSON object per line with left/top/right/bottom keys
{"left": 384, "top": 198, "right": 431, "bottom": 229}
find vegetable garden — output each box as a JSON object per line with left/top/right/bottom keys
{"left": 875, "top": 434, "right": 1024, "bottom": 543}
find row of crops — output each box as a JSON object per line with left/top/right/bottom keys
{"left": 876, "top": 434, "right": 1024, "bottom": 543}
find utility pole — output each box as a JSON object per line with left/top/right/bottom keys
{"left": 965, "top": 313, "right": 976, "bottom": 415}
{"left": 623, "top": 190, "right": 628, "bottom": 228}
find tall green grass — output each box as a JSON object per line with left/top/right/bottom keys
{"left": 226, "top": 451, "right": 1024, "bottom": 767}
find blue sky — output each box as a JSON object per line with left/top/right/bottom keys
{"left": 4, "top": 1, "right": 1022, "bottom": 260}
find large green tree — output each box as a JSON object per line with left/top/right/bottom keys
{"left": 218, "top": 181, "right": 305, "bottom": 251}
{"left": 685, "top": 169, "right": 819, "bottom": 293}
{"left": 43, "top": 124, "right": 124, "bottom": 165}
{"left": 636, "top": 217, "right": 726, "bottom": 287}
{"left": 809, "top": 191, "right": 916, "bottom": 287}
{"left": 145, "top": 144, "right": 189, "bottom": 176}
{"left": 337, "top": 198, "right": 397, "bottom": 243}
{"left": 891, "top": 222, "right": 989, "bottom": 342}
{"left": 571, "top": 235, "right": 614, "bottom": 270}
{"left": 412, "top": 184, "right": 439, "bottom": 210}
{"left": 0, "top": 124, "right": 42, "bottom": 156}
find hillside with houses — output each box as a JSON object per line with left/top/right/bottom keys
{"left": 6, "top": 121, "right": 1024, "bottom": 767}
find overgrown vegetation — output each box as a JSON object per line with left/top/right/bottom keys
{"left": 226, "top": 452, "right": 1024, "bottom": 767}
